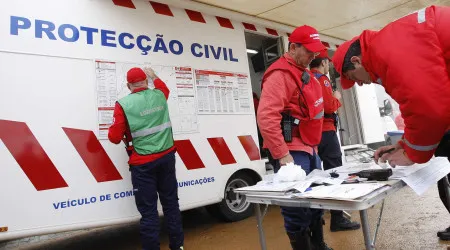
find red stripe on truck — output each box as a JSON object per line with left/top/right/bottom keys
{"left": 238, "top": 135, "right": 261, "bottom": 161}
{"left": 242, "top": 22, "right": 257, "bottom": 31}
{"left": 174, "top": 140, "right": 206, "bottom": 170}
{"left": 63, "top": 128, "right": 123, "bottom": 182}
{"left": 0, "top": 120, "right": 68, "bottom": 191}
{"left": 207, "top": 137, "right": 237, "bottom": 165}
{"left": 185, "top": 9, "right": 206, "bottom": 23}
{"left": 112, "top": 0, "right": 136, "bottom": 9}
{"left": 149, "top": 1, "right": 174, "bottom": 16}
{"left": 216, "top": 16, "right": 234, "bottom": 29}
{"left": 266, "top": 28, "right": 278, "bottom": 36}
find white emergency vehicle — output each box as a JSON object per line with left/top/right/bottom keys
{"left": 0, "top": 0, "right": 402, "bottom": 241}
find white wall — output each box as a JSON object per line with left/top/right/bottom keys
{"left": 374, "top": 84, "right": 400, "bottom": 118}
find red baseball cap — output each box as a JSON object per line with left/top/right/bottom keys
{"left": 316, "top": 49, "right": 331, "bottom": 60}
{"left": 332, "top": 36, "right": 359, "bottom": 89}
{"left": 127, "top": 67, "right": 147, "bottom": 84}
{"left": 289, "top": 25, "right": 326, "bottom": 53}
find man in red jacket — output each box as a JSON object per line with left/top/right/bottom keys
{"left": 257, "top": 25, "right": 332, "bottom": 250}
{"left": 108, "top": 67, "right": 184, "bottom": 250}
{"left": 310, "top": 50, "right": 360, "bottom": 232}
{"left": 332, "top": 5, "right": 450, "bottom": 166}
{"left": 332, "top": 5, "right": 450, "bottom": 240}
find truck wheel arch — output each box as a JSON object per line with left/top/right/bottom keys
{"left": 206, "top": 168, "right": 262, "bottom": 222}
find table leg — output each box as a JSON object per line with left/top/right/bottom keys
{"left": 372, "top": 200, "right": 385, "bottom": 246}
{"left": 360, "top": 210, "right": 375, "bottom": 250}
{"left": 255, "top": 204, "right": 268, "bottom": 250}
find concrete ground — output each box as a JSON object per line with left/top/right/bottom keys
{"left": 2, "top": 185, "right": 450, "bottom": 250}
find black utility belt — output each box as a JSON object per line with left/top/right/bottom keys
{"left": 324, "top": 113, "right": 339, "bottom": 129}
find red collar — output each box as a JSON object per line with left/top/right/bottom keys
{"left": 132, "top": 87, "right": 148, "bottom": 93}
{"left": 310, "top": 69, "right": 323, "bottom": 74}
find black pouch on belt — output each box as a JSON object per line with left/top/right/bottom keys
{"left": 281, "top": 112, "right": 293, "bottom": 142}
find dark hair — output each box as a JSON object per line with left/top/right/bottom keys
{"left": 342, "top": 39, "right": 362, "bottom": 73}
{"left": 309, "top": 58, "right": 327, "bottom": 69}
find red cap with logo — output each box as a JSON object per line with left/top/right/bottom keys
{"left": 289, "top": 25, "right": 326, "bottom": 53}
{"left": 332, "top": 36, "right": 359, "bottom": 89}
{"left": 127, "top": 67, "right": 147, "bottom": 84}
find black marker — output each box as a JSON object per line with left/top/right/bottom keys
{"left": 371, "top": 147, "right": 396, "bottom": 158}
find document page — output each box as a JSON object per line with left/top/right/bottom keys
{"left": 400, "top": 157, "right": 450, "bottom": 195}
{"left": 295, "top": 183, "right": 387, "bottom": 201}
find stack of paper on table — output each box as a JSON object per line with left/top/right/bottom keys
{"left": 326, "top": 157, "right": 450, "bottom": 196}
{"left": 238, "top": 158, "right": 450, "bottom": 201}
{"left": 390, "top": 164, "right": 428, "bottom": 179}
{"left": 235, "top": 179, "right": 314, "bottom": 195}
{"left": 235, "top": 171, "right": 343, "bottom": 195}
{"left": 306, "top": 169, "right": 344, "bottom": 185}
{"left": 326, "top": 163, "right": 382, "bottom": 176}
{"left": 391, "top": 157, "right": 450, "bottom": 195}
{"left": 292, "top": 183, "right": 388, "bottom": 201}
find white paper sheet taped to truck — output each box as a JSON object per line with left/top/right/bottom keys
{"left": 195, "top": 70, "right": 251, "bottom": 114}
{"left": 95, "top": 60, "right": 199, "bottom": 139}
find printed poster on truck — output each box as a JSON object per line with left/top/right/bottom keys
{"left": 95, "top": 60, "right": 199, "bottom": 139}
{"left": 194, "top": 70, "right": 252, "bottom": 114}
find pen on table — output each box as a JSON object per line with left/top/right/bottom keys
{"left": 371, "top": 147, "right": 396, "bottom": 158}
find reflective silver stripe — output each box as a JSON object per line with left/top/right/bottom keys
{"left": 404, "top": 138, "right": 438, "bottom": 151}
{"left": 417, "top": 8, "right": 426, "bottom": 23}
{"left": 313, "top": 110, "right": 324, "bottom": 119}
{"left": 131, "top": 121, "right": 172, "bottom": 138}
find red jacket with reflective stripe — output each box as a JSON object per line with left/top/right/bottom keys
{"left": 257, "top": 54, "right": 323, "bottom": 159}
{"left": 311, "top": 69, "right": 341, "bottom": 131}
{"left": 360, "top": 6, "right": 450, "bottom": 163}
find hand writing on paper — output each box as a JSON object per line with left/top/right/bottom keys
{"left": 374, "top": 144, "right": 400, "bottom": 163}
{"left": 376, "top": 143, "right": 414, "bottom": 167}
{"left": 383, "top": 149, "right": 414, "bottom": 167}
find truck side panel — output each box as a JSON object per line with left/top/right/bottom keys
{"left": 0, "top": 0, "right": 265, "bottom": 240}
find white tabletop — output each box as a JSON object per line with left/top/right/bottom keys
{"left": 236, "top": 179, "right": 405, "bottom": 211}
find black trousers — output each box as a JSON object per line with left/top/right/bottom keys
{"left": 130, "top": 152, "right": 184, "bottom": 250}
{"left": 435, "top": 132, "right": 450, "bottom": 215}
{"left": 318, "top": 131, "right": 343, "bottom": 171}
{"left": 318, "top": 130, "right": 343, "bottom": 217}
{"left": 438, "top": 176, "right": 450, "bottom": 214}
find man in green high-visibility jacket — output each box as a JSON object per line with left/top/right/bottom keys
{"left": 108, "top": 67, "right": 184, "bottom": 250}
